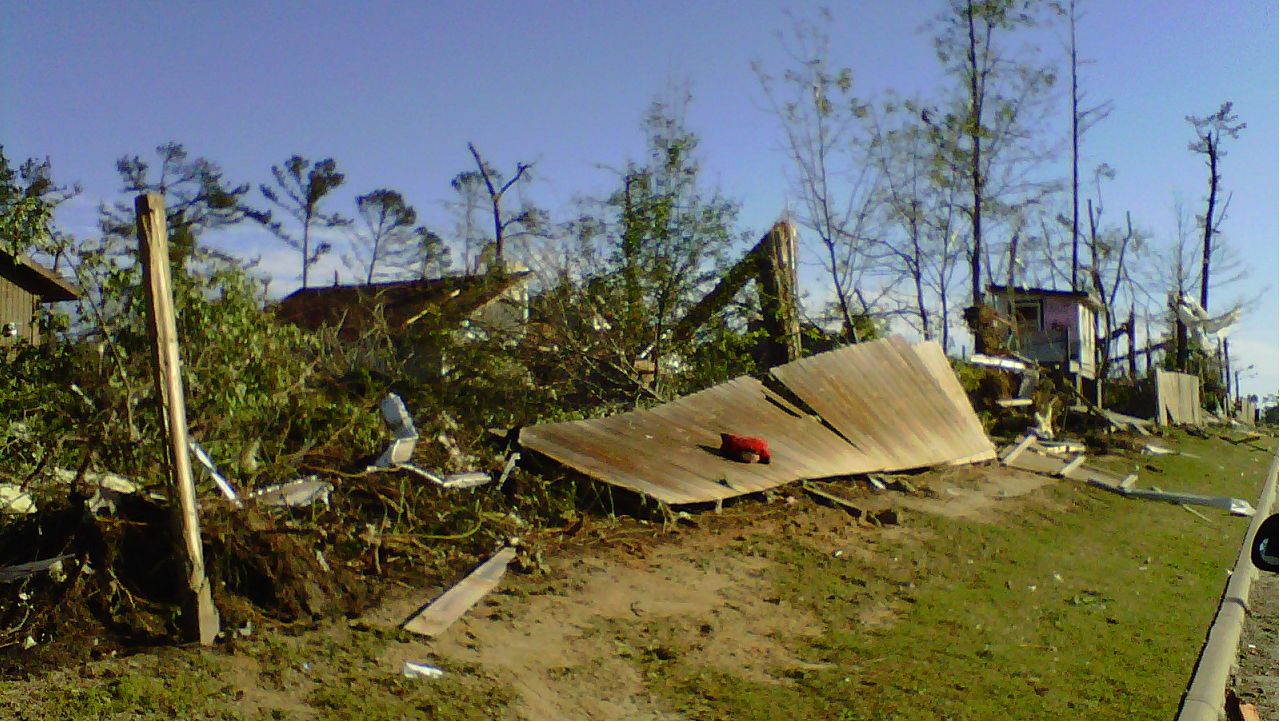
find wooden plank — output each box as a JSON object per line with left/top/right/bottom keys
{"left": 1000, "top": 435, "right": 1037, "bottom": 465}
{"left": 1059, "top": 455, "right": 1087, "bottom": 478}
{"left": 135, "top": 193, "right": 220, "bottom": 646}
{"left": 403, "top": 547, "right": 517, "bottom": 637}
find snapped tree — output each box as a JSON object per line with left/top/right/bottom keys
{"left": 754, "top": 9, "right": 885, "bottom": 341}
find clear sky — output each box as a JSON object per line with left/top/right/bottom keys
{"left": 2, "top": 1, "right": 1276, "bottom": 397}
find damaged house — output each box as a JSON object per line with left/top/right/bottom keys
{"left": 273, "top": 267, "right": 533, "bottom": 344}
{"left": 0, "top": 249, "right": 79, "bottom": 345}
{"left": 987, "top": 284, "right": 1102, "bottom": 401}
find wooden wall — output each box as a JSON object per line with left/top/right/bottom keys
{"left": 0, "top": 277, "right": 39, "bottom": 345}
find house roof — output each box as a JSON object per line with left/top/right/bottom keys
{"left": 0, "top": 250, "right": 79, "bottom": 302}
{"left": 273, "top": 270, "right": 532, "bottom": 341}
{"left": 987, "top": 284, "right": 1103, "bottom": 310}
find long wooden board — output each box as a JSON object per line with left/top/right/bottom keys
{"left": 403, "top": 547, "right": 517, "bottom": 637}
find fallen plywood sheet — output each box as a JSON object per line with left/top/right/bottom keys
{"left": 403, "top": 546, "right": 517, "bottom": 637}
{"left": 776, "top": 337, "right": 996, "bottom": 470}
{"left": 1156, "top": 370, "right": 1204, "bottom": 427}
{"left": 521, "top": 338, "right": 994, "bottom": 505}
{"left": 521, "top": 375, "right": 879, "bottom": 504}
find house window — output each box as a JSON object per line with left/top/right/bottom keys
{"left": 1013, "top": 300, "right": 1043, "bottom": 332}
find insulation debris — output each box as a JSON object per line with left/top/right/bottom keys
{"left": 0, "top": 484, "right": 36, "bottom": 515}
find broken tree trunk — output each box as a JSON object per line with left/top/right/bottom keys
{"left": 136, "top": 192, "right": 220, "bottom": 646}
{"left": 669, "top": 221, "right": 801, "bottom": 368}
{"left": 755, "top": 221, "right": 801, "bottom": 368}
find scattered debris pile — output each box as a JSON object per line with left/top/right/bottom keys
{"left": 1001, "top": 434, "right": 1254, "bottom": 516}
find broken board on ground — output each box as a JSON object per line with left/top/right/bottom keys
{"left": 403, "top": 546, "right": 517, "bottom": 637}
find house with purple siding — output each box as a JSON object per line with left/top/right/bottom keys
{"left": 987, "top": 284, "right": 1102, "bottom": 381}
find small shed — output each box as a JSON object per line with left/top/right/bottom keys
{"left": 987, "top": 284, "right": 1101, "bottom": 380}
{"left": 0, "top": 250, "right": 79, "bottom": 346}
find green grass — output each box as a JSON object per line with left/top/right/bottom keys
{"left": 0, "top": 649, "right": 244, "bottom": 720}
{"left": 637, "top": 431, "right": 1277, "bottom": 720}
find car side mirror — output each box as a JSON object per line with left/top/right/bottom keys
{"left": 1251, "top": 513, "right": 1278, "bottom": 573}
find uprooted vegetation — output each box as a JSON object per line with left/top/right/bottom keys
{"left": 0, "top": 237, "right": 812, "bottom": 670}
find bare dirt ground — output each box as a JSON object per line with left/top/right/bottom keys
{"left": 359, "top": 463, "right": 1057, "bottom": 720}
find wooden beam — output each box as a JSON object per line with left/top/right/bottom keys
{"left": 135, "top": 192, "right": 220, "bottom": 646}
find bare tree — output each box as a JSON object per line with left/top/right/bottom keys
{"left": 754, "top": 9, "right": 886, "bottom": 341}
{"left": 931, "top": 0, "right": 1059, "bottom": 351}
{"left": 344, "top": 189, "right": 446, "bottom": 283}
{"left": 1186, "top": 102, "right": 1245, "bottom": 311}
{"left": 1049, "top": 0, "right": 1113, "bottom": 291}
{"left": 450, "top": 143, "right": 539, "bottom": 270}
{"left": 257, "top": 156, "right": 347, "bottom": 288}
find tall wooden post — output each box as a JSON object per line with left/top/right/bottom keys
{"left": 135, "top": 193, "right": 220, "bottom": 646}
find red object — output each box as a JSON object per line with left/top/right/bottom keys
{"left": 719, "top": 433, "right": 771, "bottom": 464}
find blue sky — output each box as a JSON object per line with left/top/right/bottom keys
{"left": 2, "top": 1, "right": 1276, "bottom": 396}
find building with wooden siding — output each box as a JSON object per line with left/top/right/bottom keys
{"left": 0, "top": 250, "right": 79, "bottom": 345}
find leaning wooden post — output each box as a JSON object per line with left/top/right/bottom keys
{"left": 135, "top": 192, "right": 220, "bottom": 646}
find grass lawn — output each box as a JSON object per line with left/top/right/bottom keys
{"left": 640, "top": 430, "right": 1277, "bottom": 720}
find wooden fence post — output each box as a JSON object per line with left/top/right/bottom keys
{"left": 135, "top": 192, "right": 220, "bottom": 645}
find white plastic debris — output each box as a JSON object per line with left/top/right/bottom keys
{"left": 441, "top": 471, "right": 492, "bottom": 489}
{"left": 0, "top": 484, "right": 35, "bottom": 515}
{"left": 402, "top": 661, "right": 445, "bottom": 679}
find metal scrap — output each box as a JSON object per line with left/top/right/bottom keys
{"left": 0, "top": 555, "right": 72, "bottom": 583}
{"left": 375, "top": 393, "right": 420, "bottom": 467}
{"left": 188, "top": 440, "right": 242, "bottom": 507}
{"left": 1002, "top": 436, "right": 1254, "bottom": 516}
{"left": 249, "top": 476, "right": 334, "bottom": 508}
{"left": 402, "top": 661, "right": 445, "bottom": 679}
